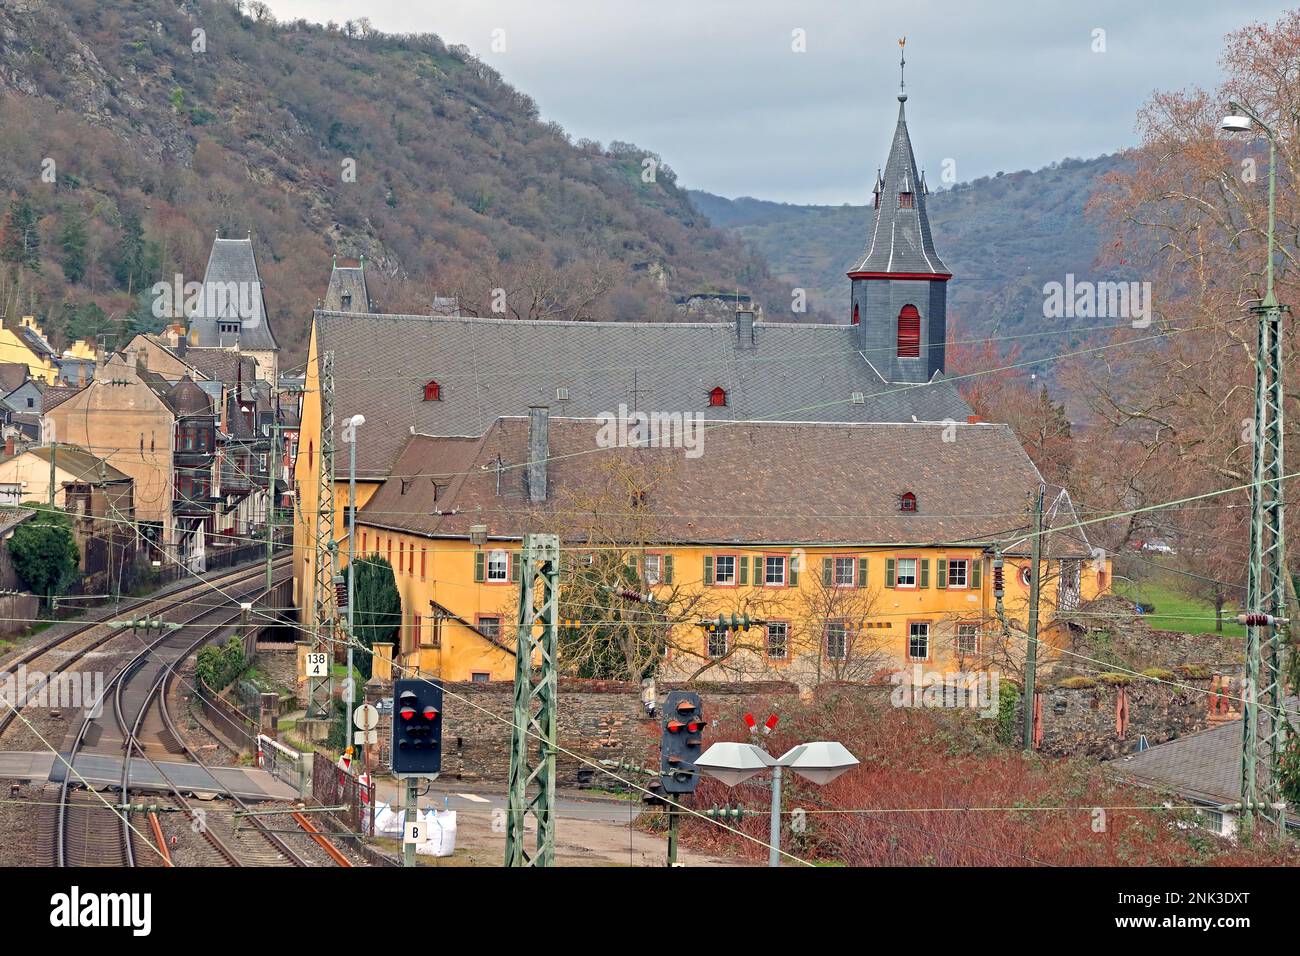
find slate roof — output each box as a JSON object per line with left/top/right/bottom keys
{"left": 176, "top": 347, "right": 261, "bottom": 389}
{"left": 322, "top": 260, "right": 370, "bottom": 313}
{"left": 0, "top": 363, "right": 28, "bottom": 394}
{"left": 315, "top": 311, "right": 973, "bottom": 478}
{"left": 1117, "top": 697, "right": 1299, "bottom": 814}
{"left": 358, "top": 416, "right": 1060, "bottom": 550}
{"left": 850, "top": 95, "right": 949, "bottom": 277}
{"left": 187, "top": 237, "right": 279, "bottom": 352}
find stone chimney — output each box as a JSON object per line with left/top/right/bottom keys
{"left": 736, "top": 308, "right": 755, "bottom": 349}
{"left": 527, "top": 406, "right": 549, "bottom": 503}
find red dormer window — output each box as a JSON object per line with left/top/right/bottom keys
{"left": 852, "top": 303, "right": 860, "bottom": 326}
{"left": 899, "top": 491, "right": 917, "bottom": 512}
{"left": 897, "top": 305, "right": 921, "bottom": 357}
{"left": 709, "top": 386, "right": 727, "bottom": 407}
{"left": 423, "top": 380, "right": 441, "bottom": 402}
{"left": 898, "top": 192, "right": 914, "bottom": 209}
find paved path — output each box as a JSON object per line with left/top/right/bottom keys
{"left": 0, "top": 750, "right": 297, "bottom": 801}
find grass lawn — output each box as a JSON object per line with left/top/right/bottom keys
{"left": 1113, "top": 579, "right": 1245, "bottom": 638}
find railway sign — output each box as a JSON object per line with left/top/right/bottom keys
{"left": 304, "top": 652, "right": 329, "bottom": 678}
{"left": 354, "top": 729, "right": 378, "bottom": 745}
{"left": 353, "top": 703, "right": 379, "bottom": 731}
{"left": 404, "top": 819, "right": 427, "bottom": 845}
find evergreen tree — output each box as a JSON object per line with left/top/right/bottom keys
{"left": 58, "top": 206, "right": 87, "bottom": 284}
{"left": 6, "top": 506, "right": 80, "bottom": 609}
{"left": 2, "top": 198, "right": 41, "bottom": 270}
{"left": 113, "top": 211, "right": 160, "bottom": 294}
{"left": 352, "top": 556, "right": 401, "bottom": 679}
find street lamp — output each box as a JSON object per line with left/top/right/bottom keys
{"left": 695, "top": 739, "right": 858, "bottom": 866}
{"left": 1219, "top": 100, "right": 1290, "bottom": 834}
{"left": 341, "top": 414, "right": 365, "bottom": 744}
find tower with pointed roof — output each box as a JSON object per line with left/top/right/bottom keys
{"left": 849, "top": 40, "right": 950, "bottom": 385}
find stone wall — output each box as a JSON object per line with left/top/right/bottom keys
{"left": 252, "top": 642, "right": 299, "bottom": 698}
{"left": 387, "top": 678, "right": 799, "bottom": 785}
{"left": 1017, "top": 674, "right": 1214, "bottom": 759}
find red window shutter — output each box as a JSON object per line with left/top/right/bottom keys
{"left": 852, "top": 303, "right": 859, "bottom": 326}
{"left": 709, "top": 386, "right": 727, "bottom": 407}
{"left": 897, "top": 305, "right": 921, "bottom": 357}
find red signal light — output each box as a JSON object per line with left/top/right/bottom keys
{"left": 686, "top": 721, "right": 701, "bottom": 733}
{"left": 423, "top": 706, "right": 439, "bottom": 720}
{"left": 399, "top": 707, "right": 416, "bottom": 721}
{"left": 666, "top": 720, "right": 685, "bottom": 733}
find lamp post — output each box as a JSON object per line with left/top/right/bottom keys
{"left": 694, "top": 739, "right": 858, "bottom": 866}
{"left": 341, "top": 414, "right": 365, "bottom": 745}
{"left": 1220, "top": 103, "right": 1290, "bottom": 834}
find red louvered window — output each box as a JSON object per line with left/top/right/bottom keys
{"left": 898, "top": 192, "right": 914, "bottom": 209}
{"left": 852, "top": 303, "right": 860, "bottom": 325}
{"left": 709, "top": 386, "right": 727, "bottom": 407}
{"left": 423, "top": 380, "right": 441, "bottom": 401}
{"left": 897, "top": 305, "right": 921, "bottom": 357}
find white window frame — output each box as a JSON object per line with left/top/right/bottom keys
{"left": 486, "top": 549, "right": 509, "bottom": 582}
{"left": 956, "top": 623, "right": 979, "bottom": 655}
{"left": 714, "top": 554, "right": 737, "bottom": 586}
{"left": 908, "top": 622, "right": 930, "bottom": 661}
{"left": 764, "top": 555, "right": 786, "bottom": 587}
{"left": 948, "top": 559, "right": 969, "bottom": 589}
{"left": 824, "top": 621, "right": 848, "bottom": 660}
{"left": 896, "top": 557, "right": 918, "bottom": 588}
{"left": 766, "top": 621, "right": 789, "bottom": 660}
{"left": 833, "top": 556, "right": 856, "bottom": 588}
{"left": 643, "top": 553, "right": 662, "bottom": 585}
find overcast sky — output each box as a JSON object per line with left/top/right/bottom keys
{"left": 266, "top": 0, "right": 1292, "bottom": 205}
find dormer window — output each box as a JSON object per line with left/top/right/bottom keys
{"left": 219, "top": 322, "right": 240, "bottom": 335}
{"left": 708, "top": 386, "right": 727, "bottom": 407}
{"left": 423, "top": 380, "right": 441, "bottom": 402}
{"left": 898, "top": 192, "right": 914, "bottom": 209}
{"left": 899, "top": 491, "right": 917, "bottom": 512}
{"left": 852, "top": 303, "right": 860, "bottom": 326}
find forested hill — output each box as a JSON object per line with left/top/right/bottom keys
{"left": 689, "top": 153, "right": 1131, "bottom": 362}
{"left": 0, "top": 0, "right": 780, "bottom": 365}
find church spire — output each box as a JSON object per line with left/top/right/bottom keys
{"left": 848, "top": 41, "right": 949, "bottom": 279}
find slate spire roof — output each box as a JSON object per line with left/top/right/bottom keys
{"left": 322, "top": 256, "right": 371, "bottom": 313}
{"left": 187, "top": 235, "right": 280, "bottom": 352}
{"left": 850, "top": 92, "right": 950, "bottom": 278}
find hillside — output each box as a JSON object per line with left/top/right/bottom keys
{"left": 689, "top": 153, "right": 1130, "bottom": 362}
{"left": 0, "top": 0, "right": 781, "bottom": 365}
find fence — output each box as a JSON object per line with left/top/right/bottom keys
{"left": 195, "top": 676, "right": 259, "bottom": 753}
{"left": 312, "top": 755, "right": 376, "bottom": 839}
{"left": 257, "top": 734, "right": 310, "bottom": 796}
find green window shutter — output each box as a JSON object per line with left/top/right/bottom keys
{"left": 971, "top": 558, "right": 982, "bottom": 589}
{"left": 474, "top": 551, "right": 485, "bottom": 583}
{"left": 822, "top": 557, "right": 833, "bottom": 586}
{"left": 664, "top": 554, "right": 674, "bottom": 584}
{"left": 885, "top": 558, "right": 896, "bottom": 588}
{"left": 511, "top": 553, "right": 522, "bottom": 583}
{"left": 703, "top": 555, "right": 714, "bottom": 586}
{"left": 739, "top": 555, "right": 749, "bottom": 586}
{"left": 788, "top": 556, "right": 799, "bottom": 587}
{"left": 936, "top": 559, "right": 947, "bottom": 589}
{"left": 857, "top": 557, "right": 868, "bottom": 588}
{"left": 919, "top": 559, "right": 930, "bottom": 589}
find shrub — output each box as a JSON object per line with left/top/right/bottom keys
{"left": 1055, "top": 676, "right": 1097, "bottom": 689}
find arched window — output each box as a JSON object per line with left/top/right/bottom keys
{"left": 709, "top": 386, "right": 727, "bottom": 407}
{"left": 423, "top": 380, "right": 441, "bottom": 402}
{"left": 899, "top": 491, "right": 917, "bottom": 512}
{"left": 897, "top": 305, "right": 921, "bottom": 357}
{"left": 852, "top": 303, "right": 860, "bottom": 326}
{"left": 898, "top": 192, "right": 914, "bottom": 209}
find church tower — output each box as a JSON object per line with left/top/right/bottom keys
{"left": 849, "top": 40, "right": 950, "bottom": 384}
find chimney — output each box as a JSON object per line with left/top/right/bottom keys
{"left": 134, "top": 348, "right": 148, "bottom": 372}
{"left": 967, "top": 415, "right": 981, "bottom": 424}
{"left": 527, "top": 406, "right": 549, "bottom": 503}
{"left": 4, "top": 437, "right": 13, "bottom": 457}
{"left": 736, "top": 309, "right": 755, "bottom": 349}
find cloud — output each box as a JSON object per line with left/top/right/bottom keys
{"left": 267, "top": 0, "right": 1292, "bottom": 203}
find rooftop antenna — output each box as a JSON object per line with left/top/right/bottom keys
{"left": 898, "top": 36, "right": 907, "bottom": 102}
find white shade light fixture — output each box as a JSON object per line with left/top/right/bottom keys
{"left": 694, "top": 741, "right": 774, "bottom": 787}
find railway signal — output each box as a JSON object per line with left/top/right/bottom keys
{"left": 660, "top": 691, "right": 704, "bottom": 795}
{"left": 391, "top": 678, "right": 442, "bottom": 777}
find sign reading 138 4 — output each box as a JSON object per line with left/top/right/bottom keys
{"left": 304, "top": 652, "right": 329, "bottom": 678}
